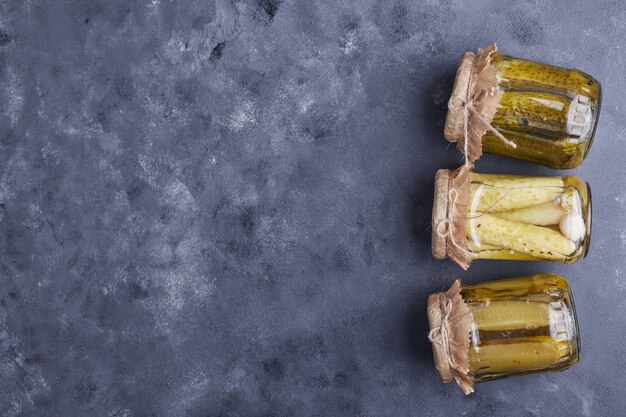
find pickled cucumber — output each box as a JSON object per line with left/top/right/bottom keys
{"left": 469, "top": 338, "right": 571, "bottom": 376}
{"left": 470, "top": 178, "right": 563, "bottom": 213}
{"left": 494, "top": 202, "right": 566, "bottom": 226}
{"left": 467, "top": 248, "right": 540, "bottom": 261}
{"left": 492, "top": 54, "right": 601, "bottom": 100}
{"left": 462, "top": 274, "right": 569, "bottom": 300}
{"left": 466, "top": 214, "right": 576, "bottom": 260}
{"left": 482, "top": 129, "right": 587, "bottom": 169}
{"left": 480, "top": 177, "right": 565, "bottom": 190}
{"left": 467, "top": 241, "right": 502, "bottom": 252}
{"left": 470, "top": 173, "right": 522, "bottom": 182}
{"left": 473, "top": 301, "right": 549, "bottom": 331}
{"left": 493, "top": 91, "right": 571, "bottom": 138}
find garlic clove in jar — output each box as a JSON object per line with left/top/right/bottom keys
{"left": 559, "top": 213, "right": 586, "bottom": 242}
{"left": 559, "top": 189, "right": 583, "bottom": 215}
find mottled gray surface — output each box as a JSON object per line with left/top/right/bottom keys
{"left": 1, "top": 0, "right": 625, "bottom": 416}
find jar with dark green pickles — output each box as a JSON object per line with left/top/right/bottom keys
{"left": 444, "top": 44, "right": 601, "bottom": 169}
{"left": 427, "top": 274, "right": 580, "bottom": 394}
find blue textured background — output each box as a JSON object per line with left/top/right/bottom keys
{"left": 1, "top": 1, "right": 625, "bottom": 416}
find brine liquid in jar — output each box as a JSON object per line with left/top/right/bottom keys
{"left": 467, "top": 172, "right": 591, "bottom": 263}
{"left": 427, "top": 274, "right": 580, "bottom": 394}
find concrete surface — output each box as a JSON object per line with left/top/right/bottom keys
{"left": 1, "top": 0, "right": 625, "bottom": 416}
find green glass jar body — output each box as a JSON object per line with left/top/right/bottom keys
{"left": 462, "top": 274, "right": 580, "bottom": 383}
{"left": 484, "top": 53, "right": 601, "bottom": 169}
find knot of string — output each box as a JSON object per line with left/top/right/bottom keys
{"left": 434, "top": 188, "right": 471, "bottom": 256}
{"left": 428, "top": 295, "right": 457, "bottom": 369}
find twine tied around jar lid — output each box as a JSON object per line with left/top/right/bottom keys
{"left": 432, "top": 164, "right": 473, "bottom": 269}
{"left": 444, "top": 44, "right": 517, "bottom": 164}
{"left": 427, "top": 280, "right": 474, "bottom": 395}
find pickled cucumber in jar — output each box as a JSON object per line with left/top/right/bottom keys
{"left": 444, "top": 44, "right": 601, "bottom": 169}
{"left": 467, "top": 172, "right": 591, "bottom": 262}
{"left": 427, "top": 274, "right": 579, "bottom": 394}
{"left": 431, "top": 166, "right": 591, "bottom": 268}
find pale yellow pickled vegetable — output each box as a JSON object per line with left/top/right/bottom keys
{"left": 470, "top": 178, "right": 563, "bottom": 212}
{"left": 473, "top": 301, "right": 549, "bottom": 331}
{"left": 468, "top": 248, "right": 540, "bottom": 261}
{"left": 467, "top": 214, "right": 576, "bottom": 260}
{"left": 479, "top": 177, "right": 565, "bottom": 190}
{"left": 469, "top": 338, "right": 569, "bottom": 374}
{"left": 467, "top": 241, "right": 502, "bottom": 252}
{"left": 494, "top": 202, "right": 566, "bottom": 226}
{"left": 470, "top": 173, "right": 519, "bottom": 182}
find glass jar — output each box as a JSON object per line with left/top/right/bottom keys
{"left": 467, "top": 172, "right": 591, "bottom": 263}
{"left": 444, "top": 44, "right": 601, "bottom": 169}
{"left": 427, "top": 274, "right": 580, "bottom": 394}
{"left": 431, "top": 166, "right": 592, "bottom": 268}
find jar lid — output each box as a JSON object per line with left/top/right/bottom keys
{"left": 430, "top": 165, "right": 472, "bottom": 270}
{"left": 443, "top": 44, "right": 501, "bottom": 163}
{"left": 427, "top": 292, "right": 453, "bottom": 382}
{"left": 444, "top": 51, "right": 475, "bottom": 141}
{"left": 431, "top": 169, "right": 450, "bottom": 260}
{"left": 426, "top": 280, "right": 475, "bottom": 395}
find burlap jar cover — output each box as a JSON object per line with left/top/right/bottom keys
{"left": 444, "top": 44, "right": 516, "bottom": 163}
{"left": 427, "top": 280, "right": 474, "bottom": 394}
{"left": 431, "top": 164, "right": 472, "bottom": 270}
